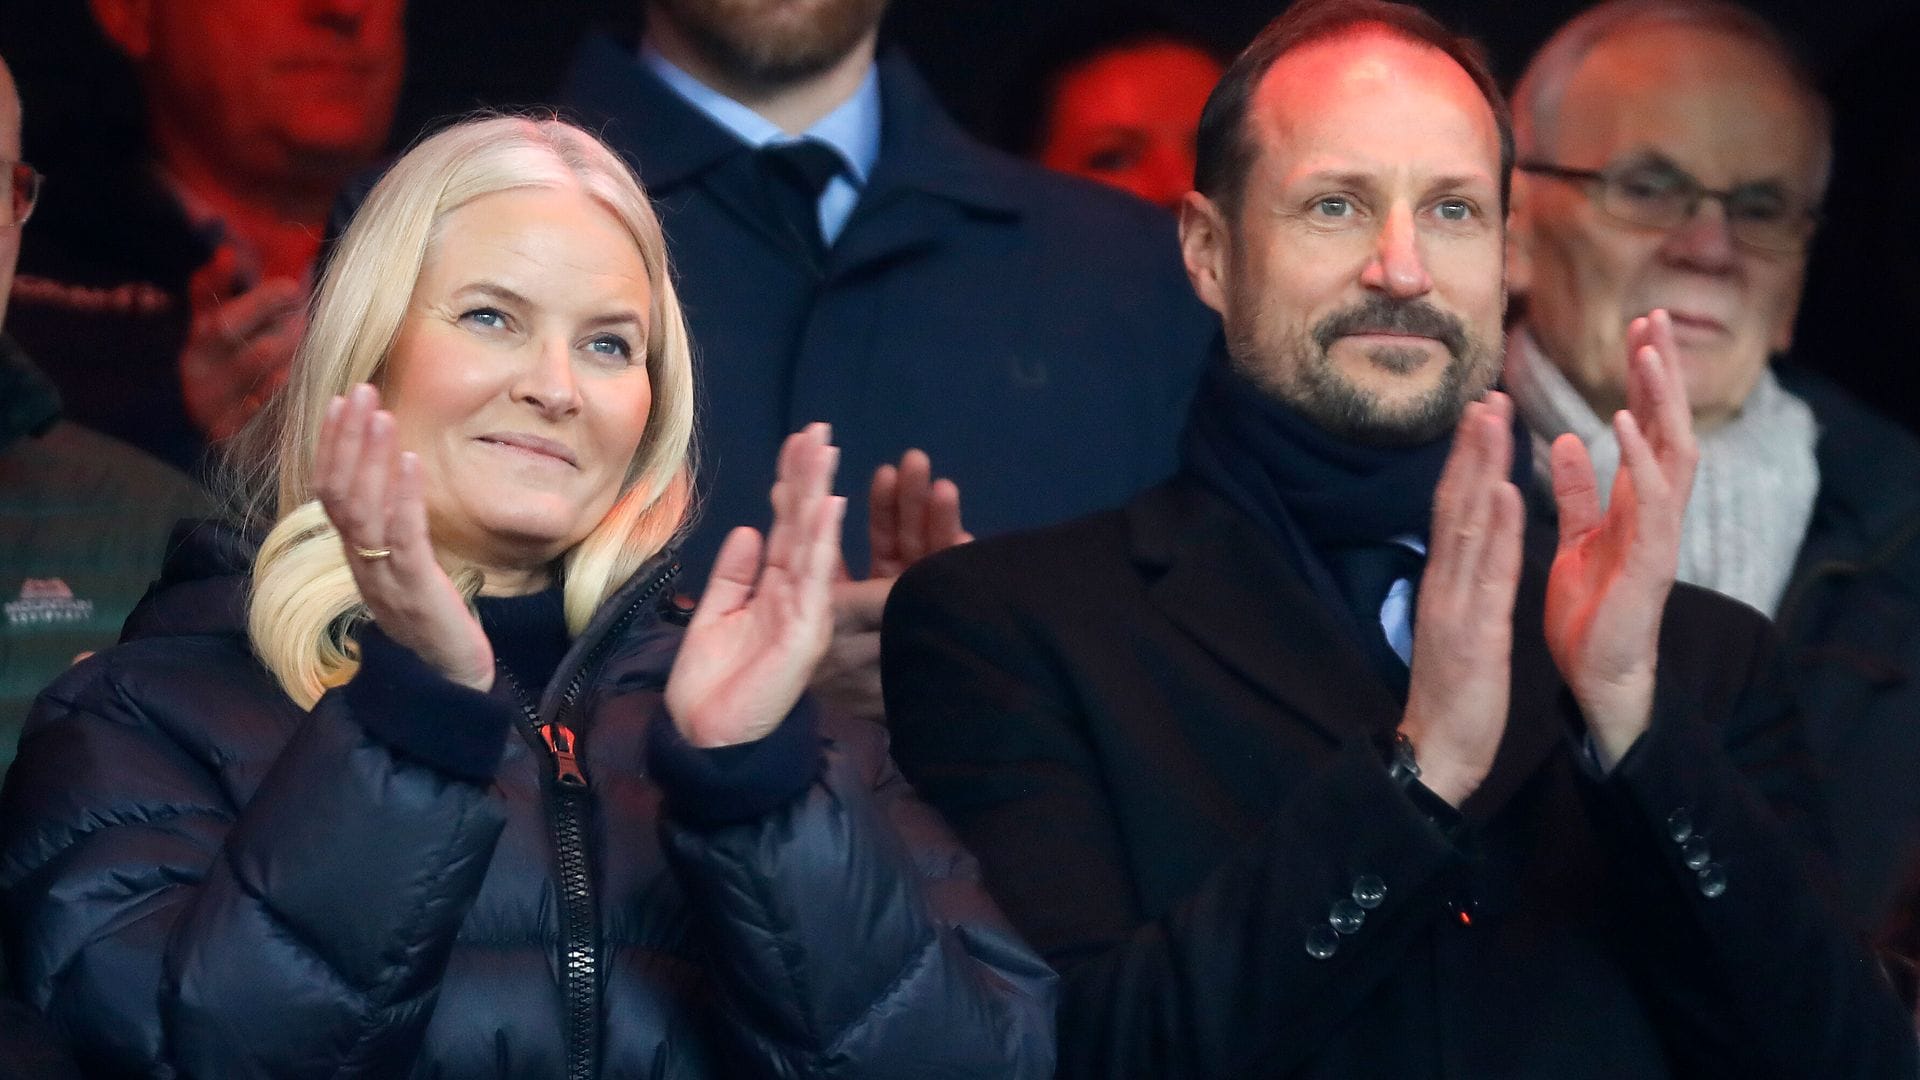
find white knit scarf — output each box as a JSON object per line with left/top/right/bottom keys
{"left": 1505, "top": 327, "right": 1821, "bottom": 616}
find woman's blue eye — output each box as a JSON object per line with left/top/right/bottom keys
{"left": 463, "top": 307, "right": 507, "bottom": 329}
{"left": 587, "top": 335, "right": 633, "bottom": 360}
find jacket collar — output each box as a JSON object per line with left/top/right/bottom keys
{"left": 1128, "top": 475, "right": 1569, "bottom": 823}
{"left": 1778, "top": 366, "right": 1920, "bottom": 580}
{"left": 1126, "top": 477, "right": 1403, "bottom": 741}
{"left": 0, "top": 334, "right": 63, "bottom": 455}
{"left": 560, "top": 35, "right": 1022, "bottom": 219}
{"left": 120, "top": 519, "right": 257, "bottom": 643}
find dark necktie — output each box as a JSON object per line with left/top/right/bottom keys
{"left": 755, "top": 139, "right": 844, "bottom": 264}
{"left": 1323, "top": 542, "right": 1424, "bottom": 695}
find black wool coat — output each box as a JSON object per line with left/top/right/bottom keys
{"left": 882, "top": 475, "right": 1916, "bottom": 1079}
{"left": 1770, "top": 367, "right": 1920, "bottom": 932}
{"left": 0, "top": 524, "right": 1056, "bottom": 1078}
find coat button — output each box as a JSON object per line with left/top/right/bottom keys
{"left": 1330, "top": 898, "right": 1366, "bottom": 935}
{"left": 1697, "top": 863, "right": 1728, "bottom": 899}
{"left": 1305, "top": 924, "right": 1340, "bottom": 960}
{"left": 1667, "top": 809, "right": 1694, "bottom": 844}
{"left": 1682, "top": 837, "right": 1712, "bottom": 871}
{"left": 1352, "top": 874, "right": 1387, "bottom": 910}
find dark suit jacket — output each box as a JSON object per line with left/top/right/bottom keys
{"left": 883, "top": 475, "right": 1916, "bottom": 1079}
{"left": 555, "top": 38, "right": 1219, "bottom": 583}
{"left": 1773, "top": 367, "right": 1920, "bottom": 931}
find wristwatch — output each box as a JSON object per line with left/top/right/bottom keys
{"left": 1379, "top": 729, "right": 1466, "bottom": 839}
{"left": 1385, "top": 730, "right": 1422, "bottom": 787}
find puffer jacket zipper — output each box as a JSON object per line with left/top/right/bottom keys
{"left": 498, "top": 559, "right": 681, "bottom": 1080}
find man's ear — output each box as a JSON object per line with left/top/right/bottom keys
{"left": 90, "top": 0, "right": 153, "bottom": 62}
{"left": 1179, "top": 190, "right": 1231, "bottom": 316}
{"left": 1506, "top": 171, "right": 1535, "bottom": 300}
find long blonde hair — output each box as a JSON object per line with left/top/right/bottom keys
{"left": 222, "top": 116, "right": 697, "bottom": 707}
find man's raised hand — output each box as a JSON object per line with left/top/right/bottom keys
{"left": 1544, "top": 309, "right": 1699, "bottom": 767}
{"left": 1399, "top": 392, "right": 1526, "bottom": 808}
{"left": 809, "top": 448, "right": 971, "bottom": 723}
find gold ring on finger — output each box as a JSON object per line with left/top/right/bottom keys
{"left": 354, "top": 546, "right": 394, "bottom": 561}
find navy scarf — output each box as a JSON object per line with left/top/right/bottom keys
{"left": 1179, "top": 360, "right": 1457, "bottom": 689}
{"left": 1182, "top": 359, "right": 1452, "bottom": 551}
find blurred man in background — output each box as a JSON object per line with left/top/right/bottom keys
{"left": 1505, "top": 0, "right": 1920, "bottom": 933}
{"left": 0, "top": 51, "right": 204, "bottom": 771}
{"left": 1016, "top": 15, "right": 1225, "bottom": 212}
{"left": 545, "top": 0, "right": 1218, "bottom": 720}
{"left": 7, "top": 0, "right": 403, "bottom": 472}
{"left": 557, "top": 0, "right": 1218, "bottom": 580}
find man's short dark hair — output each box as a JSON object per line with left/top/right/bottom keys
{"left": 1194, "top": 0, "right": 1515, "bottom": 219}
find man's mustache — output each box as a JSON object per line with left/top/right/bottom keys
{"left": 1313, "top": 298, "right": 1469, "bottom": 358}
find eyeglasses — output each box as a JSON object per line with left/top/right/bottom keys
{"left": 3, "top": 160, "right": 42, "bottom": 228}
{"left": 1518, "top": 159, "right": 1819, "bottom": 254}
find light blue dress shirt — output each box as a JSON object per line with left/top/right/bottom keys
{"left": 1379, "top": 535, "right": 1425, "bottom": 667}
{"left": 641, "top": 46, "right": 882, "bottom": 245}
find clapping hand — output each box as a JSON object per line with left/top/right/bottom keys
{"left": 866, "top": 449, "right": 971, "bottom": 579}
{"left": 809, "top": 449, "right": 972, "bottom": 723}
{"left": 1544, "top": 309, "right": 1699, "bottom": 766}
{"left": 667, "top": 424, "right": 847, "bottom": 747}
{"left": 181, "top": 248, "right": 305, "bottom": 442}
{"left": 315, "top": 384, "right": 496, "bottom": 691}
{"left": 1398, "top": 392, "right": 1526, "bottom": 807}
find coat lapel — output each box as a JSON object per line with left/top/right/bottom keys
{"left": 830, "top": 53, "right": 1022, "bottom": 278}
{"left": 1134, "top": 479, "right": 1572, "bottom": 819}
{"left": 1129, "top": 481, "right": 1404, "bottom": 745}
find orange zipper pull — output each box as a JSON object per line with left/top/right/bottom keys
{"left": 539, "top": 723, "right": 589, "bottom": 790}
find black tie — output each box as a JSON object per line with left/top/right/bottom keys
{"left": 756, "top": 139, "right": 844, "bottom": 264}
{"left": 1323, "top": 542, "right": 1424, "bottom": 695}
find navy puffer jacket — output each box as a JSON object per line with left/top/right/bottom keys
{"left": 0, "top": 524, "right": 1055, "bottom": 1077}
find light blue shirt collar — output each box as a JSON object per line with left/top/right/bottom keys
{"left": 640, "top": 43, "right": 881, "bottom": 183}
{"left": 640, "top": 46, "right": 879, "bottom": 244}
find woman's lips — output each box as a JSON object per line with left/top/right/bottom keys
{"left": 1665, "top": 311, "right": 1731, "bottom": 337}
{"left": 477, "top": 433, "right": 578, "bottom": 467}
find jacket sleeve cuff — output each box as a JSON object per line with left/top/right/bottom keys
{"left": 340, "top": 623, "right": 514, "bottom": 784}
{"left": 649, "top": 696, "right": 823, "bottom": 827}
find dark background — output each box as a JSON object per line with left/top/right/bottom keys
{"left": 3, "top": 0, "right": 1917, "bottom": 430}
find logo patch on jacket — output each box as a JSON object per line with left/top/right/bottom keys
{"left": 5, "top": 579, "right": 95, "bottom": 626}
{"left": 12, "top": 275, "right": 174, "bottom": 317}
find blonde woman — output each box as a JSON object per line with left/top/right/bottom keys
{"left": 0, "top": 116, "right": 1053, "bottom": 1078}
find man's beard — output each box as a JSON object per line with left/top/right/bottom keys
{"left": 1227, "top": 292, "right": 1501, "bottom": 448}
{"left": 650, "top": 0, "right": 889, "bottom": 88}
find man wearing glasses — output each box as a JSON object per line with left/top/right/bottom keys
{"left": 0, "top": 53, "right": 206, "bottom": 780}
{"left": 1506, "top": 0, "right": 1920, "bottom": 937}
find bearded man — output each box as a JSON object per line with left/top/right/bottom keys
{"left": 880, "top": 1, "right": 1915, "bottom": 1075}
